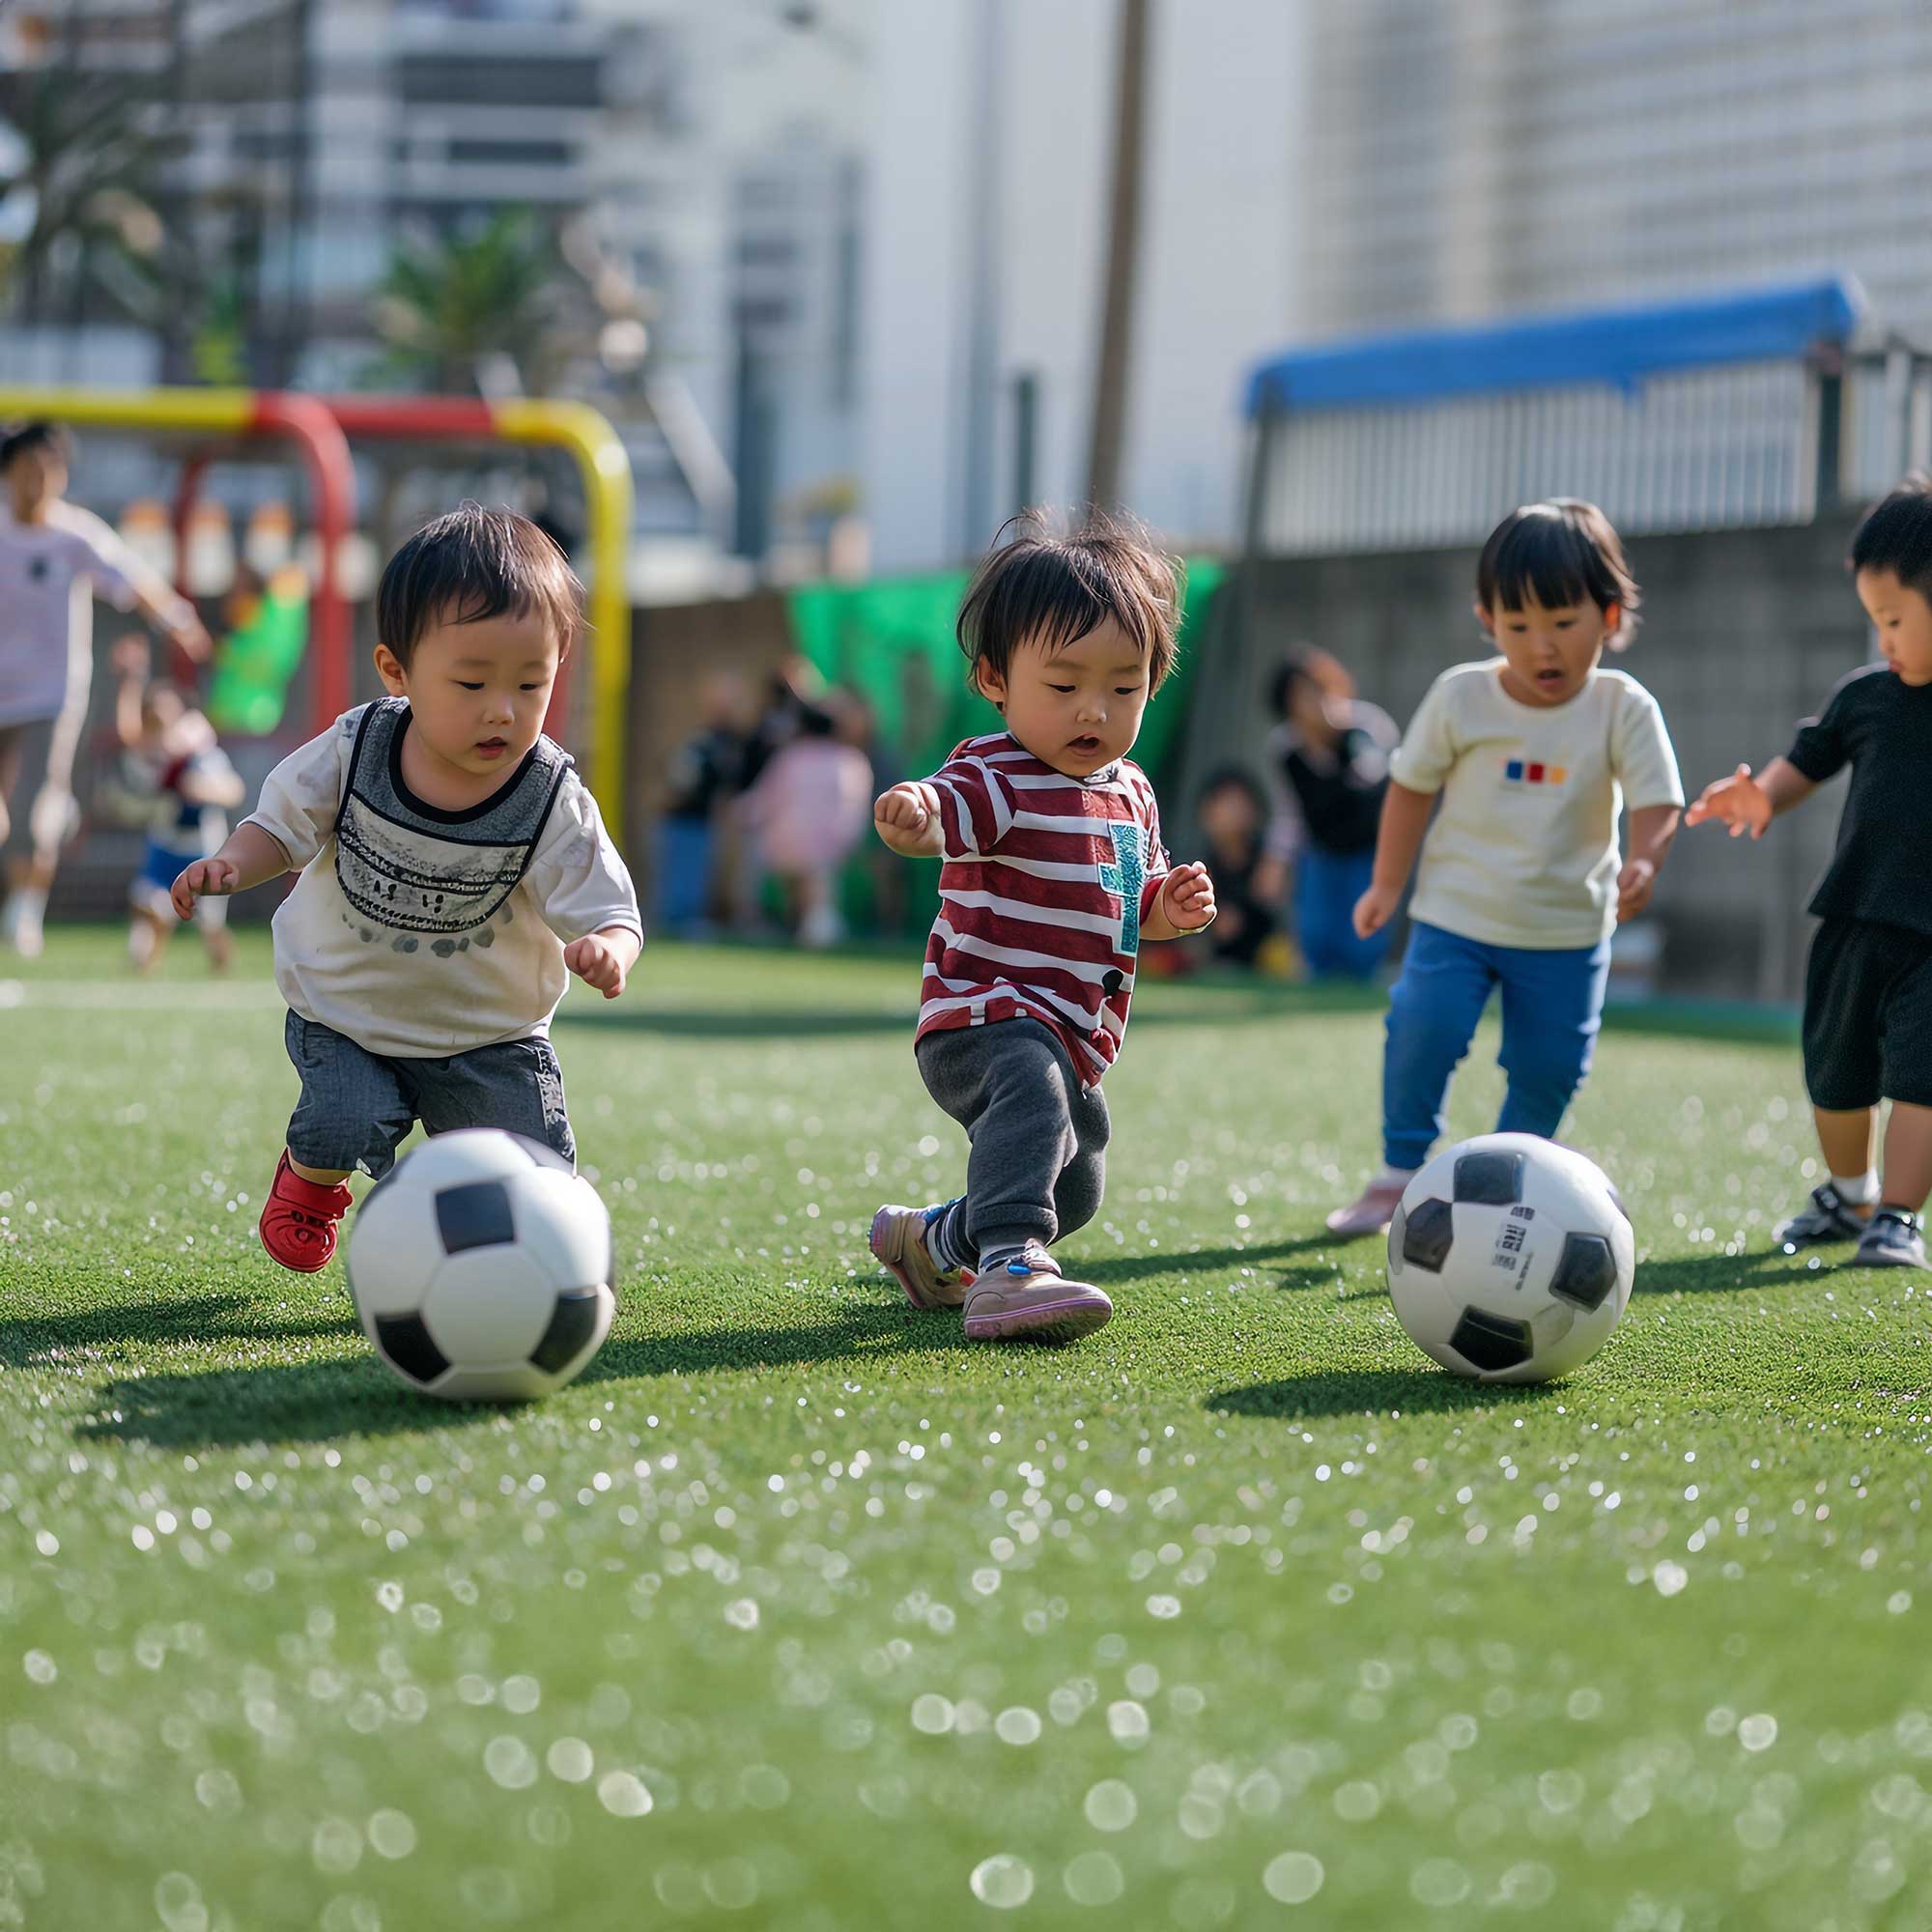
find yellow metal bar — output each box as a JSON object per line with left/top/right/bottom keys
{"left": 0, "top": 385, "right": 255, "bottom": 435}
{"left": 491, "top": 400, "right": 635, "bottom": 838}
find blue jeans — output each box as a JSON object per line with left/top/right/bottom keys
{"left": 1295, "top": 845, "right": 1391, "bottom": 980}
{"left": 1382, "top": 920, "right": 1611, "bottom": 1171}
{"left": 654, "top": 816, "right": 715, "bottom": 933}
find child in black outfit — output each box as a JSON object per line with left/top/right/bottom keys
{"left": 1688, "top": 475, "right": 1932, "bottom": 1269}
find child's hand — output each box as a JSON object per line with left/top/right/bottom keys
{"left": 170, "top": 856, "right": 238, "bottom": 920}
{"left": 1616, "top": 857, "right": 1658, "bottom": 921}
{"left": 1160, "top": 862, "right": 1217, "bottom": 933}
{"left": 1353, "top": 881, "right": 1401, "bottom": 938}
{"left": 564, "top": 934, "right": 629, "bottom": 999}
{"left": 874, "top": 781, "right": 943, "bottom": 855}
{"left": 1685, "top": 763, "right": 1773, "bottom": 839}
{"left": 111, "top": 635, "right": 150, "bottom": 682}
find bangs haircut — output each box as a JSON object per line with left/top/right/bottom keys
{"left": 376, "top": 501, "right": 583, "bottom": 669}
{"left": 1850, "top": 472, "right": 1932, "bottom": 601}
{"left": 1476, "top": 498, "right": 1640, "bottom": 647}
{"left": 957, "top": 511, "right": 1181, "bottom": 694}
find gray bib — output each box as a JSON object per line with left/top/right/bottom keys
{"left": 333, "top": 699, "right": 570, "bottom": 952}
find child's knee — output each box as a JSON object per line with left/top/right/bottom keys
{"left": 1052, "top": 1149, "right": 1106, "bottom": 1239}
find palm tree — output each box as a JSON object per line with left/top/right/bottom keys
{"left": 0, "top": 65, "right": 182, "bottom": 325}
{"left": 367, "top": 208, "right": 572, "bottom": 396}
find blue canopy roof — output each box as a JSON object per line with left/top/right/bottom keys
{"left": 1244, "top": 276, "right": 1866, "bottom": 418}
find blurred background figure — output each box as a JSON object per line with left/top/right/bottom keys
{"left": 105, "top": 635, "right": 242, "bottom": 974}
{"left": 728, "top": 653, "right": 834, "bottom": 933}
{"left": 741, "top": 687, "right": 872, "bottom": 949}
{"left": 0, "top": 421, "right": 210, "bottom": 955}
{"left": 655, "top": 669, "right": 753, "bottom": 936}
{"left": 1260, "top": 646, "right": 1396, "bottom": 981}
{"left": 1193, "top": 766, "right": 1280, "bottom": 972}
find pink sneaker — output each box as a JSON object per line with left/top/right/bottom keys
{"left": 1325, "top": 1179, "right": 1408, "bottom": 1239}
{"left": 869, "top": 1203, "right": 973, "bottom": 1309}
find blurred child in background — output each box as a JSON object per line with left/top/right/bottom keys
{"left": 743, "top": 689, "right": 874, "bottom": 948}
{"left": 1194, "top": 766, "right": 1278, "bottom": 971}
{"left": 1260, "top": 645, "right": 1397, "bottom": 980}
{"left": 109, "top": 636, "right": 243, "bottom": 974}
{"left": 656, "top": 670, "right": 751, "bottom": 935}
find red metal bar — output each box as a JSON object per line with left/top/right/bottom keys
{"left": 252, "top": 393, "right": 357, "bottom": 729}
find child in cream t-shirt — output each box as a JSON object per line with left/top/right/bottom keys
{"left": 1327, "top": 500, "right": 1684, "bottom": 1237}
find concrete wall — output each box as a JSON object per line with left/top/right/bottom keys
{"left": 1187, "top": 517, "right": 1871, "bottom": 1004}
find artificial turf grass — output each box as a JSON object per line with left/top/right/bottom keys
{"left": 2, "top": 932, "right": 1929, "bottom": 1930}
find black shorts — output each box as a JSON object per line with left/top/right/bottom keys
{"left": 1803, "top": 918, "right": 1932, "bottom": 1111}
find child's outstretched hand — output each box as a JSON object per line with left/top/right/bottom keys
{"left": 565, "top": 934, "right": 630, "bottom": 999}
{"left": 1353, "top": 880, "right": 1402, "bottom": 939}
{"left": 1685, "top": 763, "right": 1773, "bottom": 839}
{"left": 170, "top": 856, "right": 239, "bottom": 921}
{"left": 1159, "top": 862, "right": 1217, "bottom": 934}
{"left": 874, "top": 781, "right": 944, "bottom": 856}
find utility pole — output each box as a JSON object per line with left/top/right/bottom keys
{"left": 1084, "top": 0, "right": 1151, "bottom": 521}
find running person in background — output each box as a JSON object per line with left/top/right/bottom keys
{"left": 1259, "top": 646, "right": 1397, "bottom": 980}
{"left": 0, "top": 421, "right": 212, "bottom": 956}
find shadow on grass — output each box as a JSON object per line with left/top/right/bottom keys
{"left": 584, "top": 1304, "right": 970, "bottom": 1381}
{"left": 1207, "top": 1368, "right": 1569, "bottom": 1422}
{"left": 0, "top": 1293, "right": 357, "bottom": 1370}
{"left": 1634, "top": 1246, "right": 1838, "bottom": 1295}
{"left": 78, "top": 1358, "right": 480, "bottom": 1449}
{"left": 1079, "top": 1233, "right": 1353, "bottom": 1288}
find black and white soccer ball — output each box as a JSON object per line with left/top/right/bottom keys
{"left": 346, "top": 1129, "right": 614, "bottom": 1402}
{"left": 1386, "top": 1132, "right": 1634, "bottom": 1383}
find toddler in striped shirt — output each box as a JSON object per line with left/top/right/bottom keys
{"left": 867, "top": 516, "right": 1217, "bottom": 1341}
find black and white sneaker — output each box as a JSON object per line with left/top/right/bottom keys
{"left": 1855, "top": 1208, "right": 1930, "bottom": 1271}
{"left": 1773, "top": 1181, "right": 1873, "bottom": 1251}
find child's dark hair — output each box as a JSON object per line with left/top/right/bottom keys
{"left": 1476, "top": 498, "right": 1640, "bottom": 648}
{"left": 956, "top": 511, "right": 1181, "bottom": 695}
{"left": 1197, "top": 764, "right": 1268, "bottom": 819}
{"left": 0, "top": 420, "right": 71, "bottom": 470}
{"left": 1850, "top": 472, "right": 1932, "bottom": 600}
{"left": 376, "top": 501, "right": 583, "bottom": 668}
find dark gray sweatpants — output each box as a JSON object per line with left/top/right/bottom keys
{"left": 917, "top": 1019, "right": 1111, "bottom": 1267}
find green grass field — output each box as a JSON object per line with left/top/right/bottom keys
{"left": 3, "top": 930, "right": 1928, "bottom": 1930}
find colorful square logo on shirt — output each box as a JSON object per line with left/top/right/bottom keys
{"left": 1503, "top": 759, "right": 1567, "bottom": 786}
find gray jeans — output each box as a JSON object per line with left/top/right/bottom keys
{"left": 917, "top": 1019, "right": 1111, "bottom": 1266}
{"left": 283, "top": 1012, "right": 575, "bottom": 1179}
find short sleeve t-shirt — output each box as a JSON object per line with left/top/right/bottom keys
{"left": 1389, "top": 660, "right": 1683, "bottom": 949}
{"left": 0, "top": 502, "right": 148, "bottom": 727}
{"left": 242, "top": 701, "right": 641, "bottom": 1058}
{"left": 1784, "top": 663, "right": 1932, "bottom": 937}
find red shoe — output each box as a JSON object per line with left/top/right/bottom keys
{"left": 258, "top": 1151, "right": 354, "bottom": 1272}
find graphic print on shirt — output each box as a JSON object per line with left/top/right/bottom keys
{"left": 332, "top": 698, "right": 568, "bottom": 957}
{"left": 1502, "top": 759, "right": 1569, "bottom": 786}
{"left": 1097, "top": 820, "right": 1147, "bottom": 956}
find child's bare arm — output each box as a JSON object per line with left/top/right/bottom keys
{"left": 874, "top": 781, "right": 946, "bottom": 858}
{"left": 1685, "top": 757, "right": 1815, "bottom": 839}
{"left": 181, "top": 765, "right": 248, "bottom": 810}
{"left": 1353, "top": 781, "right": 1435, "bottom": 937}
{"left": 563, "top": 925, "right": 640, "bottom": 1000}
{"left": 1616, "top": 802, "right": 1682, "bottom": 921}
{"left": 169, "top": 821, "right": 291, "bottom": 921}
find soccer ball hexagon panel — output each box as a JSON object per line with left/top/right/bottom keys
{"left": 1386, "top": 1132, "right": 1634, "bottom": 1383}
{"left": 346, "top": 1129, "right": 615, "bottom": 1402}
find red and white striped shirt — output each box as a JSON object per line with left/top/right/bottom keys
{"left": 917, "top": 731, "right": 1171, "bottom": 1086}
